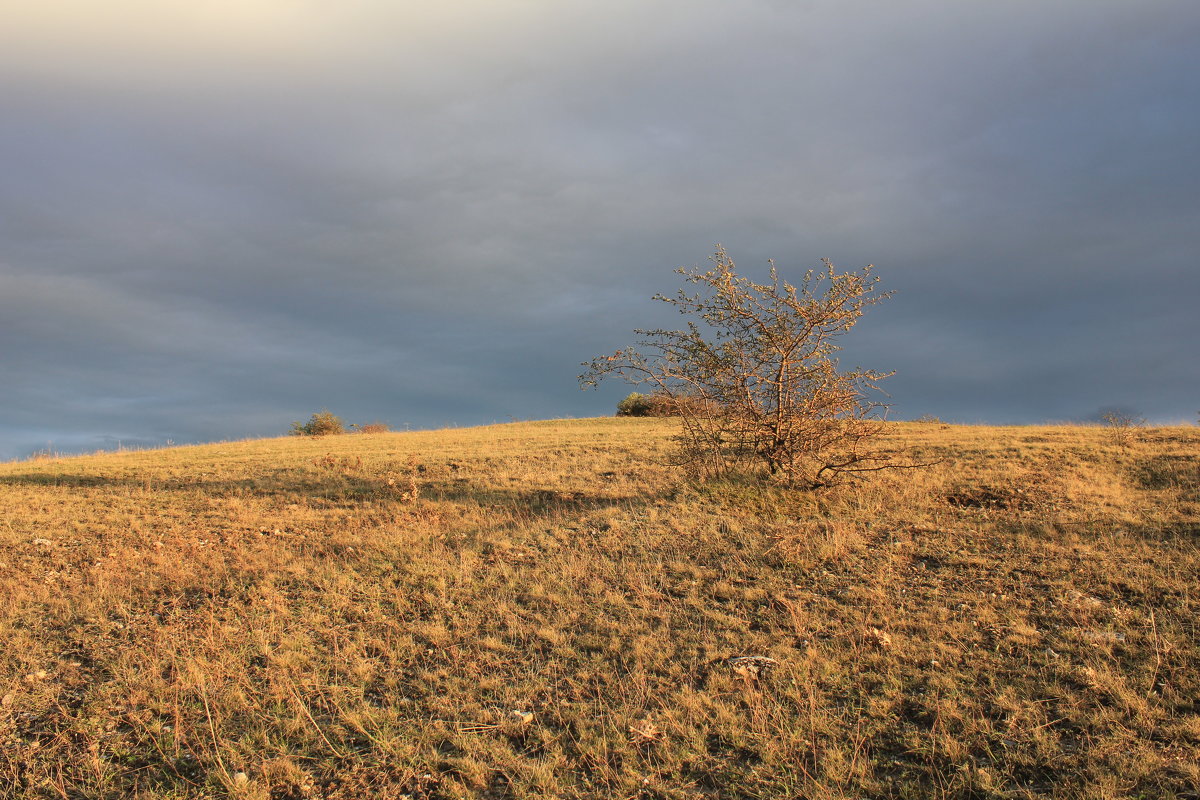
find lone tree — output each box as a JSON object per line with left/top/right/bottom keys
{"left": 581, "top": 247, "right": 905, "bottom": 487}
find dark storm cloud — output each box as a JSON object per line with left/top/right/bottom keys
{"left": 2, "top": 0, "right": 1198, "bottom": 459}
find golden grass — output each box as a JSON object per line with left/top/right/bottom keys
{"left": 1, "top": 419, "right": 1198, "bottom": 799}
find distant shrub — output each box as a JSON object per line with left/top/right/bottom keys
{"left": 290, "top": 410, "right": 346, "bottom": 437}
{"left": 617, "top": 393, "right": 652, "bottom": 416}
{"left": 616, "top": 392, "right": 680, "bottom": 417}
{"left": 351, "top": 421, "right": 391, "bottom": 434}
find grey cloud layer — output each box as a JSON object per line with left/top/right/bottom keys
{"left": 2, "top": 1, "right": 1198, "bottom": 458}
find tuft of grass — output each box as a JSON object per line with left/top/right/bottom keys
{"left": 1, "top": 418, "right": 1198, "bottom": 798}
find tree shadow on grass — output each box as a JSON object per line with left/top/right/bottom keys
{"left": 1129, "top": 454, "right": 1199, "bottom": 490}
{"left": 0, "top": 470, "right": 654, "bottom": 521}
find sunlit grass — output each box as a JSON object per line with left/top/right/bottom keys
{"left": 1, "top": 418, "right": 1198, "bottom": 798}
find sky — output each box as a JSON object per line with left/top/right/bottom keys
{"left": 2, "top": 0, "right": 1198, "bottom": 460}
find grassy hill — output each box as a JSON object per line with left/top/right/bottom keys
{"left": 2, "top": 418, "right": 1198, "bottom": 799}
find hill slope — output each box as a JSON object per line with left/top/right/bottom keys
{"left": 2, "top": 419, "right": 1198, "bottom": 799}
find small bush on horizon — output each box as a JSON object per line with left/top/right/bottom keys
{"left": 616, "top": 392, "right": 652, "bottom": 417}
{"left": 616, "top": 392, "right": 671, "bottom": 417}
{"left": 617, "top": 392, "right": 701, "bottom": 418}
{"left": 289, "top": 410, "right": 346, "bottom": 437}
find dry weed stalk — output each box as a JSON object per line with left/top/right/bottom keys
{"left": 1101, "top": 411, "right": 1145, "bottom": 448}
{"left": 627, "top": 719, "right": 664, "bottom": 745}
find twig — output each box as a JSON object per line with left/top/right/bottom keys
{"left": 1029, "top": 716, "right": 1067, "bottom": 733}
{"left": 198, "top": 678, "right": 231, "bottom": 784}
{"left": 287, "top": 680, "right": 347, "bottom": 758}
{"left": 1147, "top": 610, "right": 1163, "bottom": 695}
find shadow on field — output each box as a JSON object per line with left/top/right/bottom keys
{"left": 1131, "top": 453, "right": 1199, "bottom": 489}
{"left": 0, "top": 471, "right": 650, "bottom": 518}
{"left": 0, "top": 473, "right": 114, "bottom": 488}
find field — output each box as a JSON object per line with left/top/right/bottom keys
{"left": 1, "top": 418, "right": 1198, "bottom": 799}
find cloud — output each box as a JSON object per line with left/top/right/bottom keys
{"left": 1, "top": 0, "right": 1198, "bottom": 458}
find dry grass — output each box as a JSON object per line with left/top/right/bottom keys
{"left": 1, "top": 418, "right": 1198, "bottom": 799}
